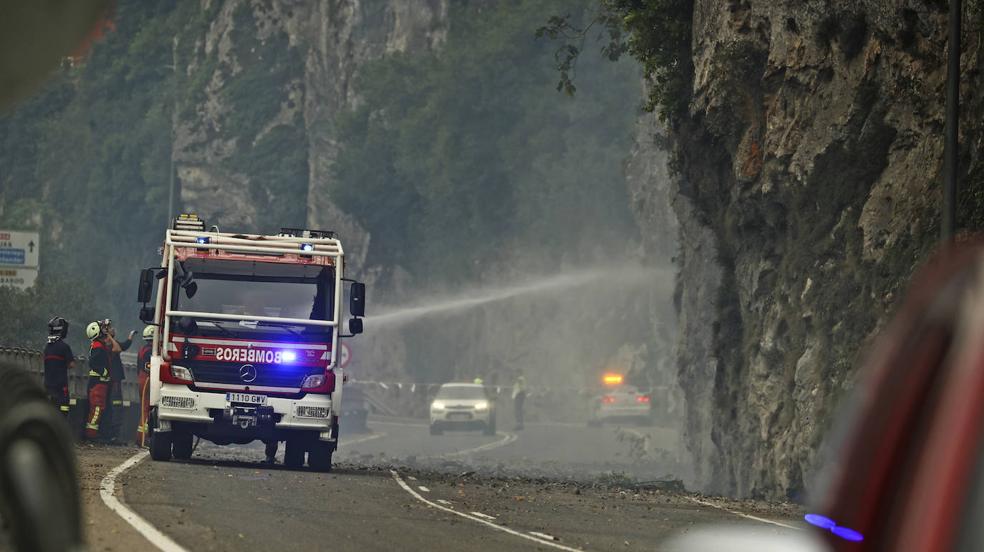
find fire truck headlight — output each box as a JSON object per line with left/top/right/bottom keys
{"left": 301, "top": 374, "right": 326, "bottom": 389}
{"left": 171, "top": 365, "right": 194, "bottom": 382}
{"left": 474, "top": 401, "right": 489, "bottom": 411}
{"left": 281, "top": 350, "right": 297, "bottom": 362}
{"left": 431, "top": 401, "right": 446, "bottom": 411}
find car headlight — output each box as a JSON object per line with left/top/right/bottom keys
{"left": 474, "top": 401, "right": 489, "bottom": 411}
{"left": 171, "top": 365, "right": 194, "bottom": 381}
{"left": 431, "top": 401, "right": 446, "bottom": 410}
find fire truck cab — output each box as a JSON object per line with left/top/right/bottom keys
{"left": 136, "top": 214, "right": 365, "bottom": 471}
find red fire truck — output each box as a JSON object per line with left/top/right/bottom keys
{"left": 136, "top": 214, "right": 365, "bottom": 471}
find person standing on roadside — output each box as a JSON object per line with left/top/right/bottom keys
{"left": 512, "top": 370, "right": 527, "bottom": 431}
{"left": 43, "top": 317, "right": 75, "bottom": 417}
{"left": 135, "top": 325, "right": 154, "bottom": 446}
{"left": 84, "top": 321, "right": 111, "bottom": 440}
{"left": 103, "top": 320, "right": 135, "bottom": 444}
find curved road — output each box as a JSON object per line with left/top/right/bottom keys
{"left": 117, "top": 419, "right": 802, "bottom": 551}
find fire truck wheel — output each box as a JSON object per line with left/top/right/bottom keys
{"left": 308, "top": 441, "right": 333, "bottom": 472}
{"left": 172, "top": 431, "right": 193, "bottom": 460}
{"left": 284, "top": 439, "right": 305, "bottom": 469}
{"left": 149, "top": 425, "right": 172, "bottom": 462}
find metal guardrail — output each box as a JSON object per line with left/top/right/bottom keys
{"left": 0, "top": 347, "right": 141, "bottom": 403}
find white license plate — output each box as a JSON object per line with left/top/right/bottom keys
{"left": 449, "top": 413, "right": 472, "bottom": 421}
{"left": 226, "top": 393, "right": 267, "bottom": 405}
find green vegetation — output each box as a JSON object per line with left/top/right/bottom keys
{"left": 333, "top": 0, "right": 642, "bottom": 283}
{"left": 0, "top": 0, "right": 206, "bottom": 345}
{"left": 537, "top": 0, "right": 693, "bottom": 122}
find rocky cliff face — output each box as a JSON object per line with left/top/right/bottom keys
{"left": 654, "top": 0, "right": 984, "bottom": 498}
{"left": 174, "top": 0, "right": 446, "bottom": 269}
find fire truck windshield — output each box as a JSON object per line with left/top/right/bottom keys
{"left": 172, "top": 260, "right": 334, "bottom": 327}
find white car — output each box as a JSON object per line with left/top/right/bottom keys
{"left": 588, "top": 384, "right": 653, "bottom": 426}
{"left": 429, "top": 383, "right": 496, "bottom": 435}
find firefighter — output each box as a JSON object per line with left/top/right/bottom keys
{"left": 84, "top": 321, "right": 111, "bottom": 440}
{"left": 42, "top": 317, "right": 75, "bottom": 417}
{"left": 103, "top": 320, "right": 135, "bottom": 443}
{"left": 135, "top": 325, "right": 154, "bottom": 446}
{"left": 512, "top": 370, "right": 527, "bottom": 431}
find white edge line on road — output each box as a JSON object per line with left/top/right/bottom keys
{"left": 469, "top": 511, "right": 496, "bottom": 520}
{"left": 436, "top": 499, "right": 453, "bottom": 506}
{"left": 684, "top": 496, "right": 800, "bottom": 530}
{"left": 338, "top": 432, "right": 386, "bottom": 448}
{"left": 391, "top": 470, "right": 583, "bottom": 552}
{"left": 440, "top": 432, "right": 517, "bottom": 458}
{"left": 530, "top": 531, "right": 558, "bottom": 540}
{"left": 99, "top": 450, "right": 190, "bottom": 552}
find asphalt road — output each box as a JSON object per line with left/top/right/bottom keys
{"left": 113, "top": 418, "right": 804, "bottom": 552}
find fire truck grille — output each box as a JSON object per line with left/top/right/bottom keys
{"left": 188, "top": 361, "right": 320, "bottom": 389}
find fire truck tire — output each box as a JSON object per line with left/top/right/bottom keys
{"left": 149, "top": 431, "right": 172, "bottom": 461}
{"left": 284, "top": 439, "right": 305, "bottom": 469}
{"left": 172, "top": 431, "right": 193, "bottom": 460}
{"left": 308, "top": 441, "right": 333, "bottom": 472}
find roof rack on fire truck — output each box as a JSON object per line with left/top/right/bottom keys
{"left": 165, "top": 214, "right": 343, "bottom": 259}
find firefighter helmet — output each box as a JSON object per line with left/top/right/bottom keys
{"left": 85, "top": 321, "right": 102, "bottom": 340}
{"left": 47, "top": 317, "right": 69, "bottom": 339}
{"left": 142, "top": 325, "right": 155, "bottom": 341}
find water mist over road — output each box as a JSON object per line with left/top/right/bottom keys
{"left": 369, "top": 265, "right": 672, "bottom": 328}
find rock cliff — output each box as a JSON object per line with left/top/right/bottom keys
{"left": 174, "top": 0, "right": 447, "bottom": 270}
{"left": 653, "top": 0, "right": 984, "bottom": 498}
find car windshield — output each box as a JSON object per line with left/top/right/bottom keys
{"left": 436, "top": 385, "right": 487, "bottom": 400}
{"left": 173, "top": 259, "right": 335, "bottom": 323}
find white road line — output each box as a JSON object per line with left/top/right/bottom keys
{"left": 370, "top": 420, "right": 428, "bottom": 428}
{"left": 469, "top": 511, "right": 497, "bottom": 520}
{"left": 391, "top": 470, "right": 583, "bottom": 552}
{"left": 436, "top": 499, "right": 453, "bottom": 506}
{"left": 530, "top": 531, "right": 558, "bottom": 540}
{"left": 338, "top": 432, "right": 386, "bottom": 448}
{"left": 440, "top": 432, "right": 517, "bottom": 458}
{"left": 684, "top": 496, "right": 800, "bottom": 530}
{"left": 418, "top": 486, "right": 431, "bottom": 493}
{"left": 99, "top": 450, "right": 189, "bottom": 552}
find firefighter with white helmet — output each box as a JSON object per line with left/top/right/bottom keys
{"left": 135, "top": 325, "right": 155, "bottom": 446}
{"left": 84, "top": 320, "right": 111, "bottom": 440}
{"left": 43, "top": 316, "right": 75, "bottom": 417}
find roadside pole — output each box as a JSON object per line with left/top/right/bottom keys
{"left": 942, "top": 0, "right": 961, "bottom": 242}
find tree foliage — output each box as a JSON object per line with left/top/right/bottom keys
{"left": 537, "top": 0, "right": 694, "bottom": 122}
{"left": 333, "top": 0, "right": 642, "bottom": 284}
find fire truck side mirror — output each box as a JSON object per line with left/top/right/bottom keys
{"left": 350, "top": 282, "right": 366, "bottom": 318}
{"left": 137, "top": 269, "right": 154, "bottom": 303}
{"left": 348, "top": 318, "right": 364, "bottom": 335}
{"left": 139, "top": 306, "right": 155, "bottom": 324}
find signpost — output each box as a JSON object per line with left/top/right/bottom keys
{"left": 0, "top": 230, "right": 39, "bottom": 290}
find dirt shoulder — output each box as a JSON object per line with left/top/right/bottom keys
{"left": 75, "top": 443, "right": 156, "bottom": 551}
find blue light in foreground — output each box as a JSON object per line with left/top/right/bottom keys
{"left": 300, "top": 243, "right": 314, "bottom": 252}
{"left": 282, "top": 350, "right": 297, "bottom": 362}
{"left": 804, "top": 514, "right": 836, "bottom": 530}
{"left": 806, "top": 514, "right": 864, "bottom": 543}
{"left": 831, "top": 526, "right": 864, "bottom": 542}
{"left": 196, "top": 237, "right": 209, "bottom": 244}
